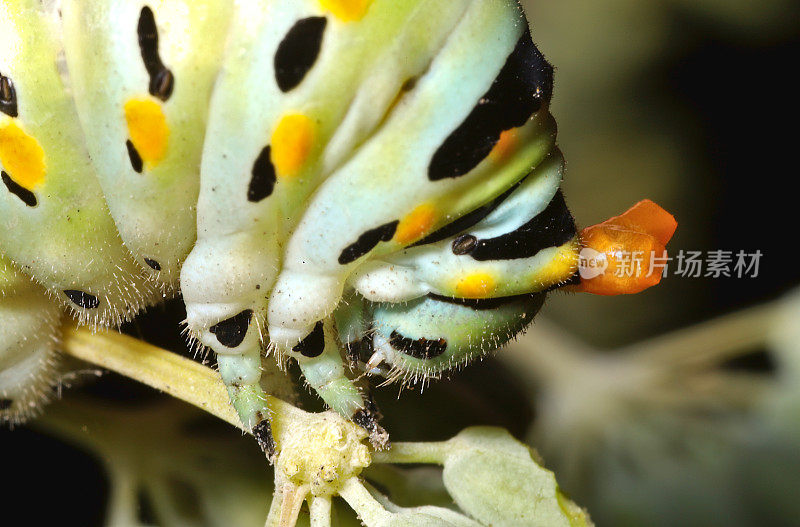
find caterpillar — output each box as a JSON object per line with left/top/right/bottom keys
{"left": 1, "top": 0, "right": 675, "bottom": 453}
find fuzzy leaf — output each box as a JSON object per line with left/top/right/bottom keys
{"left": 441, "top": 427, "right": 592, "bottom": 527}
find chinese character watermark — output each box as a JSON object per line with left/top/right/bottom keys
{"left": 578, "top": 249, "right": 763, "bottom": 280}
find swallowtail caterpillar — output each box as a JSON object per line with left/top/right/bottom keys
{"left": 1, "top": 0, "right": 676, "bottom": 453}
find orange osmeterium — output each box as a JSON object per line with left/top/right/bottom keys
{"left": 570, "top": 199, "right": 677, "bottom": 296}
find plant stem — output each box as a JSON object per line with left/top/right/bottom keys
{"left": 309, "top": 496, "right": 332, "bottom": 527}
{"left": 338, "top": 478, "right": 390, "bottom": 526}
{"left": 623, "top": 303, "right": 778, "bottom": 368}
{"left": 60, "top": 324, "right": 298, "bottom": 432}
{"left": 506, "top": 302, "right": 779, "bottom": 387}
{"left": 372, "top": 440, "right": 451, "bottom": 465}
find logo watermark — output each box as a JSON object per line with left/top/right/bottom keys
{"left": 578, "top": 249, "right": 763, "bottom": 280}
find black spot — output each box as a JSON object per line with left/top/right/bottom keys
{"left": 2, "top": 171, "right": 37, "bottom": 207}
{"left": 209, "top": 310, "right": 253, "bottom": 348}
{"left": 247, "top": 145, "right": 277, "bottom": 202}
{"left": 274, "top": 17, "right": 328, "bottom": 92}
{"left": 411, "top": 176, "right": 523, "bottom": 247}
{"left": 144, "top": 258, "right": 161, "bottom": 271}
{"left": 452, "top": 234, "right": 478, "bottom": 255}
{"left": 0, "top": 72, "right": 18, "bottom": 117}
{"left": 468, "top": 190, "right": 576, "bottom": 261}
{"left": 292, "top": 320, "right": 325, "bottom": 358}
{"left": 64, "top": 290, "right": 100, "bottom": 309}
{"left": 427, "top": 292, "right": 542, "bottom": 310}
{"left": 428, "top": 30, "right": 553, "bottom": 181}
{"left": 252, "top": 420, "right": 276, "bottom": 458}
{"left": 338, "top": 221, "right": 399, "bottom": 265}
{"left": 389, "top": 330, "right": 447, "bottom": 360}
{"left": 126, "top": 140, "right": 143, "bottom": 173}
{"left": 0, "top": 399, "right": 13, "bottom": 410}
{"left": 137, "top": 6, "right": 174, "bottom": 101}
{"left": 152, "top": 69, "right": 174, "bottom": 101}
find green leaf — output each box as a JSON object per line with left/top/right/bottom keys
{"left": 441, "top": 427, "right": 592, "bottom": 527}
{"left": 379, "top": 507, "right": 481, "bottom": 527}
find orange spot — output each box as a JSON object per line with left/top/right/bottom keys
{"left": 455, "top": 273, "right": 496, "bottom": 299}
{"left": 490, "top": 129, "right": 519, "bottom": 162}
{"left": 0, "top": 121, "right": 46, "bottom": 190}
{"left": 532, "top": 239, "right": 580, "bottom": 288}
{"left": 319, "top": 0, "right": 373, "bottom": 21}
{"left": 570, "top": 200, "right": 677, "bottom": 296}
{"left": 124, "top": 98, "right": 169, "bottom": 170}
{"left": 395, "top": 203, "right": 436, "bottom": 245}
{"left": 271, "top": 114, "right": 315, "bottom": 178}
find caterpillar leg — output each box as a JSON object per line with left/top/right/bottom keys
{"left": 181, "top": 240, "right": 380, "bottom": 451}
{"left": 291, "top": 318, "right": 387, "bottom": 447}
{"left": 180, "top": 224, "right": 284, "bottom": 456}
{"left": 0, "top": 257, "right": 62, "bottom": 424}
{"left": 199, "top": 307, "right": 277, "bottom": 458}
{"left": 336, "top": 291, "right": 546, "bottom": 383}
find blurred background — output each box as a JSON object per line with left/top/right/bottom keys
{"left": 2, "top": 1, "right": 800, "bottom": 525}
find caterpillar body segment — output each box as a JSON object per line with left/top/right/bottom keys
{"left": 266, "top": 0, "right": 557, "bottom": 350}
{"left": 183, "top": 0, "right": 475, "bottom": 340}
{"left": 60, "top": 0, "right": 234, "bottom": 290}
{"left": 349, "top": 150, "right": 579, "bottom": 303}
{"left": 0, "top": 256, "right": 62, "bottom": 424}
{"left": 337, "top": 291, "right": 546, "bottom": 384}
{"left": 0, "top": 0, "right": 160, "bottom": 326}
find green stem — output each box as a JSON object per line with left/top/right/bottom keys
{"left": 60, "top": 324, "right": 302, "bottom": 432}
{"left": 372, "top": 441, "right": 451, "bottom": 465}
{"left": 623, "top": 303, "right": 778, "bottom": 368}
{"left": 309, "top": 496, "right": 332, "bottom": 527}
{"left": 338, "top": 478, "right": 390, "bottom": 526}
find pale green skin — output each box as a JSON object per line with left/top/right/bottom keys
{"left": 0, "top": 255, "right": 61, "bottom": 424}
{"left": 336, "top": 291, "right": 547, "bottom": 383}
{"left": 1, "top": 0, "right": 572, "bottom": 444}
{"left": 60, "top": 0, "right": 233, "bottom": 290}
{"left": 0, "top": 1, "right": 161, "bottom": 326}
{"left": 262, "top": 2, "right": 555, "bottom": 349}
{"left": 350, "top": 150, "right": 570, "bottom": 303}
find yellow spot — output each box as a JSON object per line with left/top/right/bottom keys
{"left": 490, "top": 129, "right": 519, "bottom": 162}
{"left": 395, "top": 203, "right": 436, "bottom": 245}
{"left": 532, "top": 239, "right": 580, "bottom": 288}
{"left": 0, "top": 121, "right": 46, "bottom": 191}
{"left": 271, "top": 114, "right": 315, "bottom": 178}
{"left": 319, "top": 0, "right": 373, "bottom": 21}
{"left": 124, "top": 98, "right": 169, "bottom": 170}
{"left": 455, "top": 272, "right": 496, "bottom": 299}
